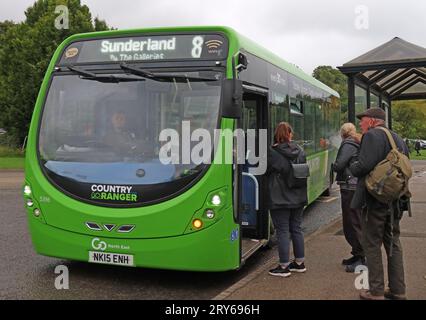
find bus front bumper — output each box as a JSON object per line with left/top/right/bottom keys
{"left": 28, "top": 216, "right": 240, "bottom": 272}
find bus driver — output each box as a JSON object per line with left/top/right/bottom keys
{"left": 103, "top": 110, "right": 141, "bottom": 156}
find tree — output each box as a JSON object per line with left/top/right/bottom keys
{"left": 312, "top": 67, "right": 426, "bottom": 136}
{"left": 0, "top": 22, "right": 33, "bottom": 146}
{"left": 0, "top": 20, "right": 15, "bottom": 35}
{"left": 392, "top": 102, "right": 426, "bottom": 139}
{"left": 0, "top": 0, "right": 111, "bottom": 145}
{"left": 312, "top": 66, "right": 348, "bottom": 124}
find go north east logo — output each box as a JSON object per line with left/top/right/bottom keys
{"left": 90, "top": 184, "right": 137, "bottom": 202}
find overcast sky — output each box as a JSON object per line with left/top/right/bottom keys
{"left": 1, "top": 0, "right": 426, "bottom": 74}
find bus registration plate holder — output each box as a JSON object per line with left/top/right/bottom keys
{"left": 89, "top": 251, "right": 134, "bottom": 267}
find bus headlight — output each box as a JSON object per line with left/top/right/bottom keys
{"left": 211, "top": 194, "right": 221, "bottom": 206}
{"left": 24, "top": 185, "right": 32, "bottom": 196}
{"left": 26, "top": 199, "right": 34, "bottom": 207}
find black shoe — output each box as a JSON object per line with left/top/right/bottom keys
{"left": 359, "top": 290, "right": 385, "bottom": 300}
{"left": 268, "top": 265, "right": 291, "bottom": 277}
{"left": 342, "top": 255, "right": 362, "bottom": 266}
{"left": 288, "top": 261, "right": 307, "bottom": 273}
{"left": 345, "top": 257, "right": 366, "bottom": 273}
{"left": 384, "top": 289, "right": 407, "bottom": 300}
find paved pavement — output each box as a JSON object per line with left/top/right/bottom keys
{"left": 0, "top": 170, "right": 24, "bottom": 189}
{"left": 220, "top": 161, "right": 426, "bottom": 300}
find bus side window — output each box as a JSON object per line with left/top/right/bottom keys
{"left": 269, "top": 93, "right": 289, "bottom": 143}
{"left": 303, "top": 100, "right": 316, "bottom": 156}
{"left": 290, "top": 98, "right": 303, "bottom": 114}
{"left": 289, "top": 98, "right": 304, "bottom": 146}
{"left": 315, "top": 99, "right": 326, "bottom": 151}
{"left": 242, "top": 99, "right": 257, "bottom": 160}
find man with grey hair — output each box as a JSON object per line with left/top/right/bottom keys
{"left": 349, "top": 107, "right": 409, "bottom": 300}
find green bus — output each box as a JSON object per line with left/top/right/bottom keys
{"left": 24, "top": 26, "right": 340, "bottom": 271}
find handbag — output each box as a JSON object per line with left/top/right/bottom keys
{"left": 289, "top": 162, "right": 310, "bottom": 188}
{"left": 291, "top": 163, "right": 310, "bottom": 179}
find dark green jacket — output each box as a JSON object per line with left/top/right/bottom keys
{"left": 349, "top": 125, "right": 409, "bottom": 209}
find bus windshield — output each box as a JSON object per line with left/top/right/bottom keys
{"left": 38, "top": 70, "right": 222, "bottom": 205}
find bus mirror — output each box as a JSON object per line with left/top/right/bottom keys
{"left": 236, "top": 53, "right": 248, "bottom": 72}
{"left": 221, "top": 79, "right": 242, "bottom": 119}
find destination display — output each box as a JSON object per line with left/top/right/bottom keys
{"left": 59, "top": 34, "right": 228, "bottom": 64}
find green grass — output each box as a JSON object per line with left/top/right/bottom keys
{"left": 410, "top": 149, "right": 426, "bottom": 160}
{"left": 0, "top": 145, "right": 25, "bottom": 169}
{"left": 0, "top": 145, "right": 24, "bottom": 157}
{"left": 0, "top": 157, "right": 25, "bottom": 169}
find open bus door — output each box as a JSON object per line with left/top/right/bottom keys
{"left": 239, "top": 87, "right": 271, "bottom": 264}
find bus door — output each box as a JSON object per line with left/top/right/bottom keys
{"left": 240, "top": 87, "right": 270, "bottom": 261}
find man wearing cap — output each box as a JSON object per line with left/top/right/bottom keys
{"left": 349, "top": 107, "right": 409, "bottom": 300}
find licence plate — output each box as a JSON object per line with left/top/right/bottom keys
{"left": 89, "top": 251, "right": 134, "bottom": 267}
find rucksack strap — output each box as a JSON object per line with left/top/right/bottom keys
{"left": 408, "top": 198, "right": 413, "bottom": 217}
{"left": 376, "top": 127, "right": 398, "bottom": 151}
{"left": 389, "top": 203, "right": 394, "bottom": 257}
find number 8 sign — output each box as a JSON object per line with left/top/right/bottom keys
{"left": 191, "top": 36, "right": 204, "bottom": 58}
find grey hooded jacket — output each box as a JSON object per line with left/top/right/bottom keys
{"left": 332, "top": 137, "right": 359, "bottom": 190}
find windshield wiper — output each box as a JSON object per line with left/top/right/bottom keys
{"left": 66, "top": 65, "right": 97, "bottom": 78}
{"left": 120, "top": 63, "right": 156, "bottom": 79}
{"left": 65, "top": 65, "right": 145, "bottom": 83}
{"left": 120, "top": 63, "right": 218, "bottom": 83}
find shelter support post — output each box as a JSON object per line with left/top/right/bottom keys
{"left": 366, "top": 86, "right": 371, "bottom": 108}
{"left": 348, "top": 74, "right": 356, "bottom": 123}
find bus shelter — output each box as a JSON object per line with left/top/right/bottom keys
{"left": 338, "top": 37, "right": 426, "bottom": 129}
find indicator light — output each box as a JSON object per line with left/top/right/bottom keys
{"left": 192, "top": 219, "right": 203, "bottom": 229}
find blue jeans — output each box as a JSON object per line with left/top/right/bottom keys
{"left": 270, "top": 207, "right": 305, "bottom": 264}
